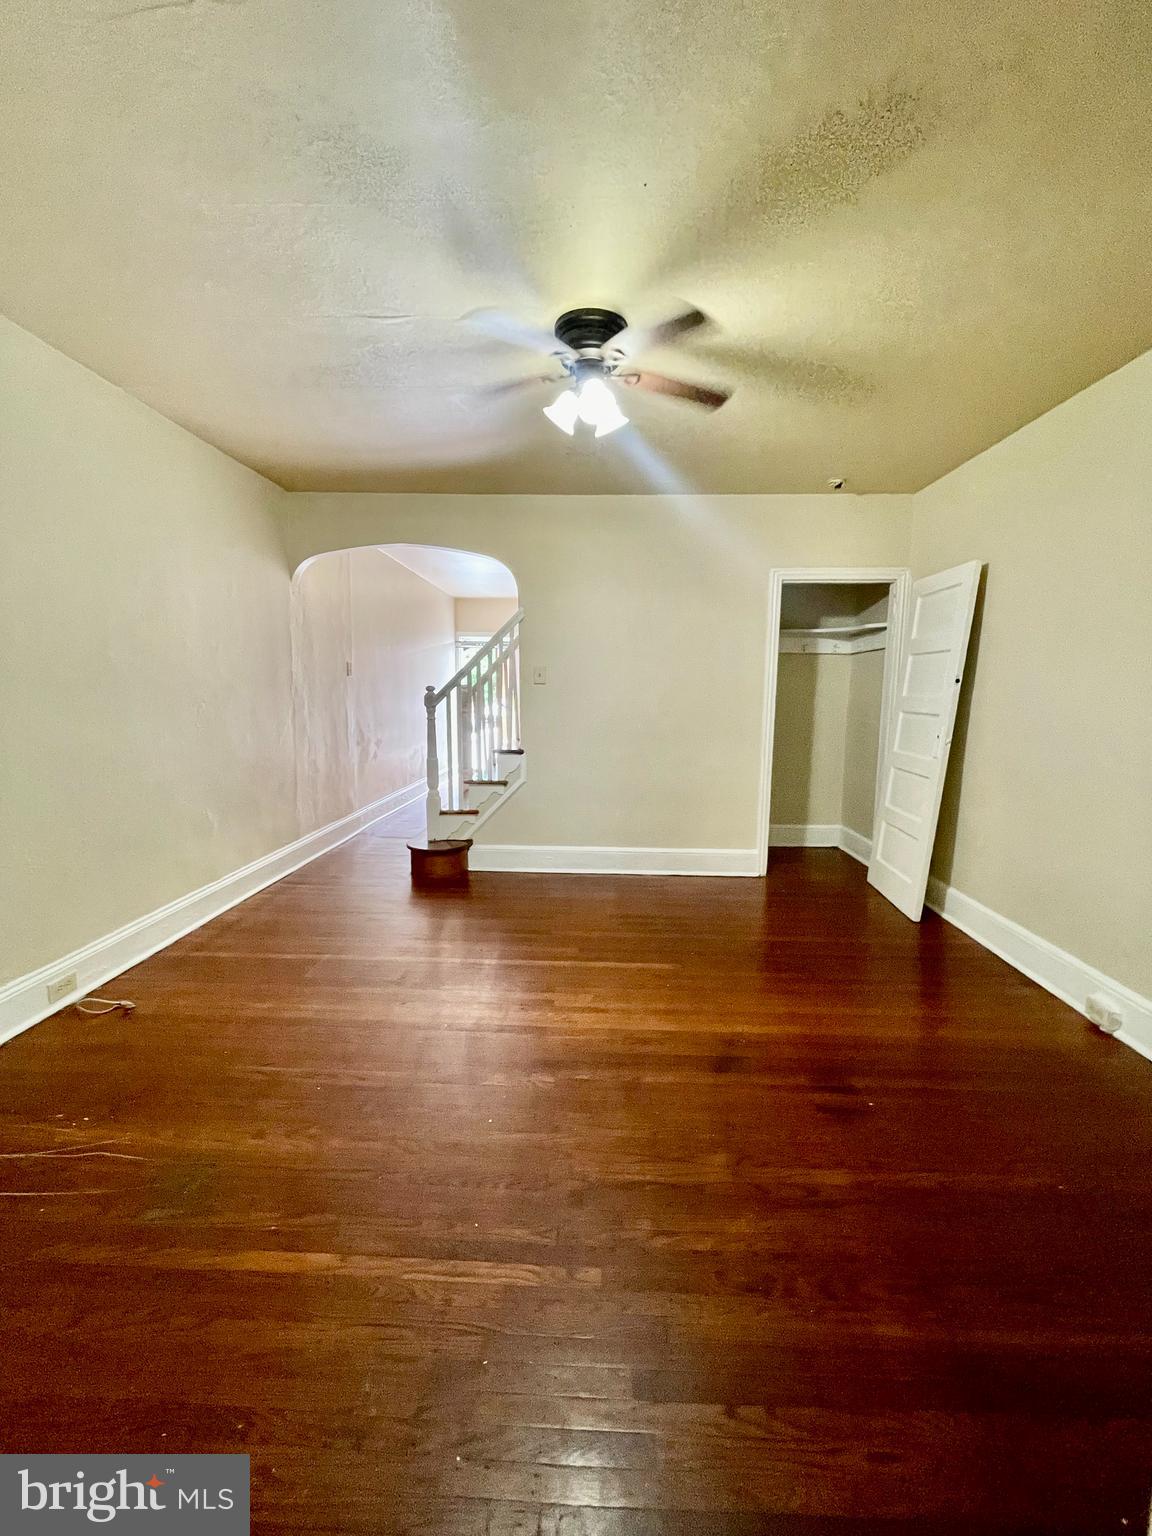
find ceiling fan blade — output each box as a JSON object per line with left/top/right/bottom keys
{"left": 461, "top": 308, "right": 567, "bottom": 355}
{"left": 610, "top": 305, "right": 714, "bottom": 358}
{"left": 618, "top": 371, "right": 731, "bottom": 410}
{"left": 472, "top": 374, "right": 565, "bottom": 398}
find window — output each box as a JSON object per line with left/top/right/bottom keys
{"left": 456, "top": 634, "right": 492, "bottom": 670}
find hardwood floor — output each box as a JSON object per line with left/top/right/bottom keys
{"left": 2, "top": 838, "right": 1150, "bottom": 1533}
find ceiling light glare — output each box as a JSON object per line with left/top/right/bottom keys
{"left": 592, "top": 398, "right": 629, "bottom": 437}
{"left": 542, "top": 389, "right": 579, "bottom": 435}
{"left": 576, "top": 376, "right": 629, "bottom": 437}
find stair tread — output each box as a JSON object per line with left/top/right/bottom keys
{"left": 466, "top": 778, "right": 508, "bottom": 787}
{"left": 439, "top": 807, "right": 481, "bottom": 816}
{"left": 496, "top": 747, "right": 525, "bottom": 755}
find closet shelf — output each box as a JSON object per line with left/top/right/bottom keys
{"left": 779, "top": 622, "right": 887, "bottom": 638}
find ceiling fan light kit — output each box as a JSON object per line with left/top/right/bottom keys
{"left": 543, "top": 309, "right": 632, "bottom": 437}
{"left": 545, "top": 358, "right": 631, "bottom": 438}
{"left": 468, "top": 303, "right": 733, "bottom": 439}
{"left": 542, "top": 388, "right": 581, "bottom": 435}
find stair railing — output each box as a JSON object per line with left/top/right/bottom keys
{"left": 424, "top": 608, "right": 523, "bottom": 835}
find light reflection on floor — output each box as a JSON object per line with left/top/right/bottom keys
{"left": 370, "top": 797, "right": 426, "bottom": 840}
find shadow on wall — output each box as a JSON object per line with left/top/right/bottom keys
{"left": 289, "top": 544, "right": 517, "bottom": 836}
{"left": 770, "top": 653, "right": 844, "bottom": 828}
{"left": 770, "top": 644, "right": 887, "bottom": 842}
{"left": 771, "top": 656, "right": 820, "bottom": 825}
{"left": 929, "top": 567, "right": 988, "bottom": 888}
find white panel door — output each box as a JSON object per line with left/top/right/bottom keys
{"left": 868, "top": 561, "right": 981, "bottom": 920}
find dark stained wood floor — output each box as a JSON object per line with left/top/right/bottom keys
{"left": 2, "top": 838, "right": 1151, "bottom": 1534}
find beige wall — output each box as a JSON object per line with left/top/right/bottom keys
{"left": 841, "top": 648, "right": 886, "bottom": 839}
{"left": 290, "top": 552, "right": 355, "bottom": 831}
{"left": 0, "top": 317, "right": 296, "bottom": 985}
{"left": 282, "top": 495, "right": 913, "bottom": 851}
{"left": 770, "top": 648, "right": 886, "bottom": 835}
{"left": 911, "top": 349, "right": 1152, "bottom": 997}
{"left": 292, "top": 547, "right": 454, "bottom": 829}
{"left": 0, "top": 322, "right": 460, "bottom": 990}
{"left": 771, "top": 654, "right": 850, "bottom": 825}
{"left": 455, "top": 597, "right": 518, "bottom": 636}
{"left": 351, "top": 551, "right": 456, "bottom": 805}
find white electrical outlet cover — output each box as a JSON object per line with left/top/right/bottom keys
{"left": 46, "top": 973, "right": 78, "bottom": 1004}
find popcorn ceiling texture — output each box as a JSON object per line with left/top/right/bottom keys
{"left": 1, "top": 0, "right": 1149, "bottom": 493}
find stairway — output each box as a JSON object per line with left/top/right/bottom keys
{"left": 432, "top": 746, "right": 526, "bottom": 841}
{"left": 419, "top": 610, "right": 525, "bottom": 851}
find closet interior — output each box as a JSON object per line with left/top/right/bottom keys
{"left": 769, "top": 582, "right": 892, "bottom": 851}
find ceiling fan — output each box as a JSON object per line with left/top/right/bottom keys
{"left": 465, "top": 304, "right": 732, "bottom": 437}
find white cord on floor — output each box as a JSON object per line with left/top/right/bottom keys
{"left": 75, "top": 998, "right": 136, "bottom": 1016}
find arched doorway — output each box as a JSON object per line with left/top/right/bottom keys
{"left": 290, "top": 544, "right": 518, "bottom": 839}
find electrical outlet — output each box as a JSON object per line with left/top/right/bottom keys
{"left": 46, "top": 972, "right": 78, "bottom": 1005}
{"left": 1085, "top": 991, "right": 1124, "bottom": 1035}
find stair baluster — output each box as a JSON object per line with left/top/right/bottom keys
{"left": 423, "top": 609, "right": 524, "bottom": 840}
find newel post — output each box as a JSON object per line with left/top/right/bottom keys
{"left": 424, "top": 685, "right": 442, "bottom": 824}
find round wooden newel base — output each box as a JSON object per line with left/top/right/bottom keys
{"left": 408, "top": 838, "right": 472, "bottom": 886}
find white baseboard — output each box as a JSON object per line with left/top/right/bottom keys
{"left": 0, "top": 779, "right": 424, "bottom": 1050}
{"left": 770, "top": 829, "right": 1152, "bottom": 1065}
{"left": 13, "top": 782, "right": 1145, "bottom": 1076}
{"left": 837, "top": 826, "right": 873, "bottom": 865}
{"left": 474, "top": 827, "right": 871, "bottom": 877}
{"left": 926, "top": 877, "right": 1152, "bottom": 1063}
{"left": 468, "top": 845, "right": 760, "bottom": 876}
{"left": 768, "top": 823, "right": 842, "bottom": 848}
{"left": 768, "top": 823, "right": 873, "bottom": 865}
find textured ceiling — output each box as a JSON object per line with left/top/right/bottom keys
{"left": 2, "top": 0, "right": 1150, "bottom": 494}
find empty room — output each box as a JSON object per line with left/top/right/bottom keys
{"left": 2, "top": 0, "right": 1151, "bottom": 1530}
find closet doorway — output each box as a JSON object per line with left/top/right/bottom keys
{"left": 757, "top": 567, "right": 909, "bottom": 877}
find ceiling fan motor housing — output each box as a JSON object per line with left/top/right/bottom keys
{"left": 554, "top": 307, "right": 627, "bottom": 353}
